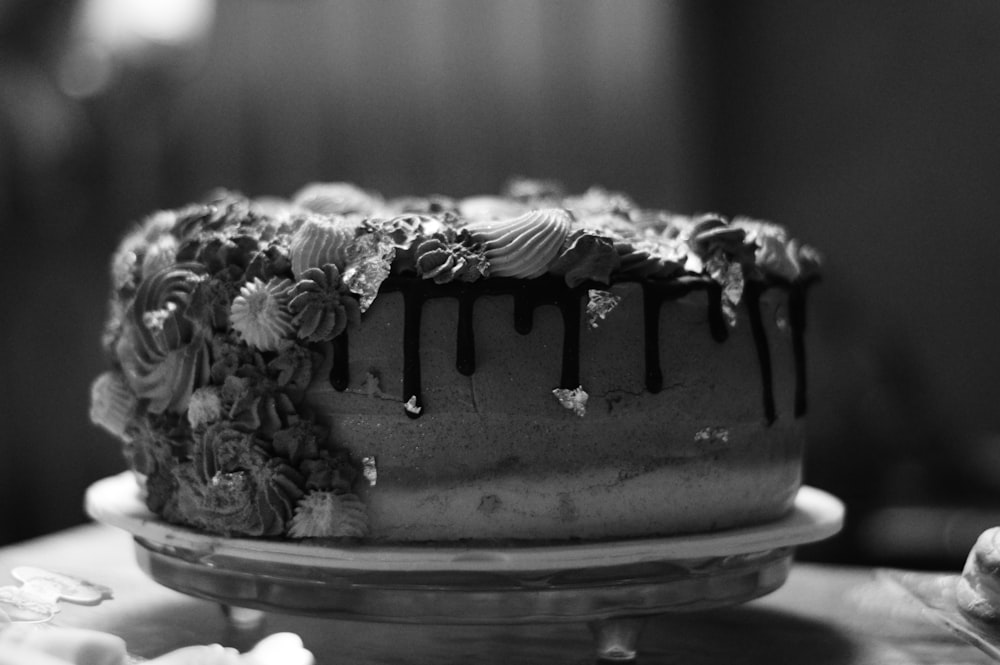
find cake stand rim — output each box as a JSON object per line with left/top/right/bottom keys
{"left": 84, "top": 472, "right": 844, "bottom": 574}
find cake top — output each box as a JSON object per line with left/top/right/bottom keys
{"left": 97, "top": 178, "right": 821, "bottom": 411}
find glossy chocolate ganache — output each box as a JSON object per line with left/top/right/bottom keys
{"left": 90, "top": 180, "right": 821, "bottom": 541}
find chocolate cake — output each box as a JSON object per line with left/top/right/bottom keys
{"left": 90, "top": 179, "right": 821, "bottom": 542}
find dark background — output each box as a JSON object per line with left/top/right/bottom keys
{"left": 2, "top": 0, "right": 999, "bottom": 570}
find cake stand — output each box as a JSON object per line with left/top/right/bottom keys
{"left": 85, "top": 473, "right": 843, "bottom": 661}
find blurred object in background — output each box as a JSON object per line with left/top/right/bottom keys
{"left": 0, "top": 0, "right": 217, "bottom": 545}
{"left": 706, "top": 1, "right": 1000, "bottom": 570}
{"left": 2, "top": 1, "right": 1000, "bottom": 571}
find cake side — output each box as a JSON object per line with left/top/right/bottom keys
{"left": 308, "top": 282, "right": 804, "bottom": 540}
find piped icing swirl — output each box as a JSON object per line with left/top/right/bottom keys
{"left": 230, "top": 277, "right": 295, "bottom": 351}
{"left": 118, "top": 263, "right": 211, "bottom": 413}
{"left": 289, "top": 214, "right": 358, "bottom": 276}
{"left": 465, "top": 208, "right": 572, "bottom": 278}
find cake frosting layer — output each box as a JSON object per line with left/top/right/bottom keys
{"left": 307, "top": 282, "right": 803, "bottom": 540}
{"left": 90, "top": 179, "right": 821, "bottom": 542}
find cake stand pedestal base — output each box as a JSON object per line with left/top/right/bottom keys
{"left": 85, "top": 474, "right": 844, "bottom": 663}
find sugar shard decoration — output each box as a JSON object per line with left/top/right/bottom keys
{"left": 362, "top": 456, "right": 378, "bottom": 486}
{"left": 553, "top": 386, "right": 588, "bottom": 417}
{"left": 586, "top": 289, "right": 621, "bottom": 328}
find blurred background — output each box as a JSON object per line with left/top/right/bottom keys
{"left": 2, "top": 0, "right": 999, "bottom": 570}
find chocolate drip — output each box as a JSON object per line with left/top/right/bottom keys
{"left": 557, "top": 288, "right": 582, "bottom": 389}
{"left": 337, "top": 275, "right": 805, "bottom": 424}
{"left": 707, "top": 282, "right": 729, "bottom": 342}
{"left": 330, "top": 332, "right": 350, "bottom": 391}
{"left": 456, "top": 290, "right": 476, "bottom": 376}
{"left": 641, "top": 283, "right": 664, "bottom": 393}
{"left": 745, "top": 282, "right": 776, "bottom": 425}
{"left": 513, "top": 289, "right": 534, "bottom": 334}
{"left": 788, "top": 282, "right": 809, "bottom": 417}
{"left": 401, "top": 284, "right": 424, "bottom": 419}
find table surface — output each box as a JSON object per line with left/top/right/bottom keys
{"left": 0, "top": 523, "right": 993, "bottom": 665}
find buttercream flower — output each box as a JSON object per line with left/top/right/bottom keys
{"left": 267, "top": 341, "right": 316, "bottom": 391}
{"left": 563, "top": 185, "right": 635, "bottom": 217}
{"left": 386, "top": 194, "right": 458, "bottom": 216}
{"left": 299, "top": 449, "right": 358, "bottom": 493}
{"left": 614, "top": 236, "right": 685, "bottom": 279}
{"left": 289, "top": 213, "right": 358, "bottom": 277}
{"left": 168, "top": 453, "right": 305, "bottom": 537}
{"left": 287, "top": 491, "right": 369, "bottom": 538}
{"left": 170, "top": 192, "right": 256, "bottom": 240}
{"left": 187, "top": 386, "right": 223, "bottom": 430}
{"left": 733, "top": 217, "right": 823, "bottom": 282}
{"left": 89, "top": 371, "right": 137, "bottom": 441}
{"left": 123, "top": 412, "right": 189, "bottom": 513}
{"left": 209, "top": 331, "right": 264, "bottom": 384}
{"left": 184, "top": 275, "right": 238, "bottom": 331}
{"left": 364, "top": 214, "right": 445, "bottom": 275}
{"left": 139, "top": 233, "right": 179, "bottom": 283}
{"left": 245, "top": 242, "right": 294, "bottom": 283}
{"left": 291, "top": 182, "right": 381, "bottom": 217}
{"left": 185, "top": 233, "right": 261, "bottom": 277}
{"left": 126, "top": 263, "right": 205, "bottom": 363}
{"left": 196, "top": 421, "right": 258, "bottom": 481}
{"left": 270, "top": 420, "right": 325, "bottom": 466}
{"left": 218, "top": 374, "right": 297, "bottom": 436}
{"left": 687, "top": 215, "right": 746, "bottom": 258}
{"left": 503, "top": 176, "right": 564, "bottom": 202}
{"left": 289, "top": 264, "right": 361, "bottom": 342}
{"left": 230, "top": 277, "right": 295, "bottom": 351}
{"left": 414, "top": 236, "right": 489, "bottom": 283}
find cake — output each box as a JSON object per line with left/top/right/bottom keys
{"left": 957, "top": 527, "right": 1000, "bottom": 626}
{"left": 89, "top": 179, "right": 821, "bottom": 542}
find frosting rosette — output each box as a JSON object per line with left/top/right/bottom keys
{"left": 216, "top": 373, "right": 298, "bottom": 437}
{"left": 364, "top": 213, "right": 446, "bottom": 275}
{"left": 289, "top": 264, "right": 361, "bottom": 342}
{"left": 686, "top": 214, "right": 748, "bottom": 261}
{"left": 732, "top": 217, "right": 823, "bottom": 282}
{"left": 289, "top": 213, "right": 358, "bottom": 276}
{"left": 614, "top": 236, "right": 686, "bottom": 279}
{"left": 167, "top": 422, "right": 306, "bottom": 537}
{"left": 458, "top": 195, "right": 528, "bottom": 222}
{"left": 127, "top": 263, "right": 205, "bottom": 359}
{"left": 465, "top": 208, "right": 572, "bottom": 278}
{"left": 229, "top": 277, "right": 295, "bottom": 351}
{"left": 291, "top": 182, "right": 381, "bottom": 217}
{"left": 563, "top": 185, "right": 635, "bottom": 218}
{"left": 414, "top": 234, "right": 490, "bottom": 283}
{"left": 117, "top": 263, "right": 211, "bottom": 413}
{"left": 287, "top": 491, "right": 369, "bottom": 538}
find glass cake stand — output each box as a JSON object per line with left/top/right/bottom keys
{"left": 85, "top": 473, "right": 843, "bottom": 662}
